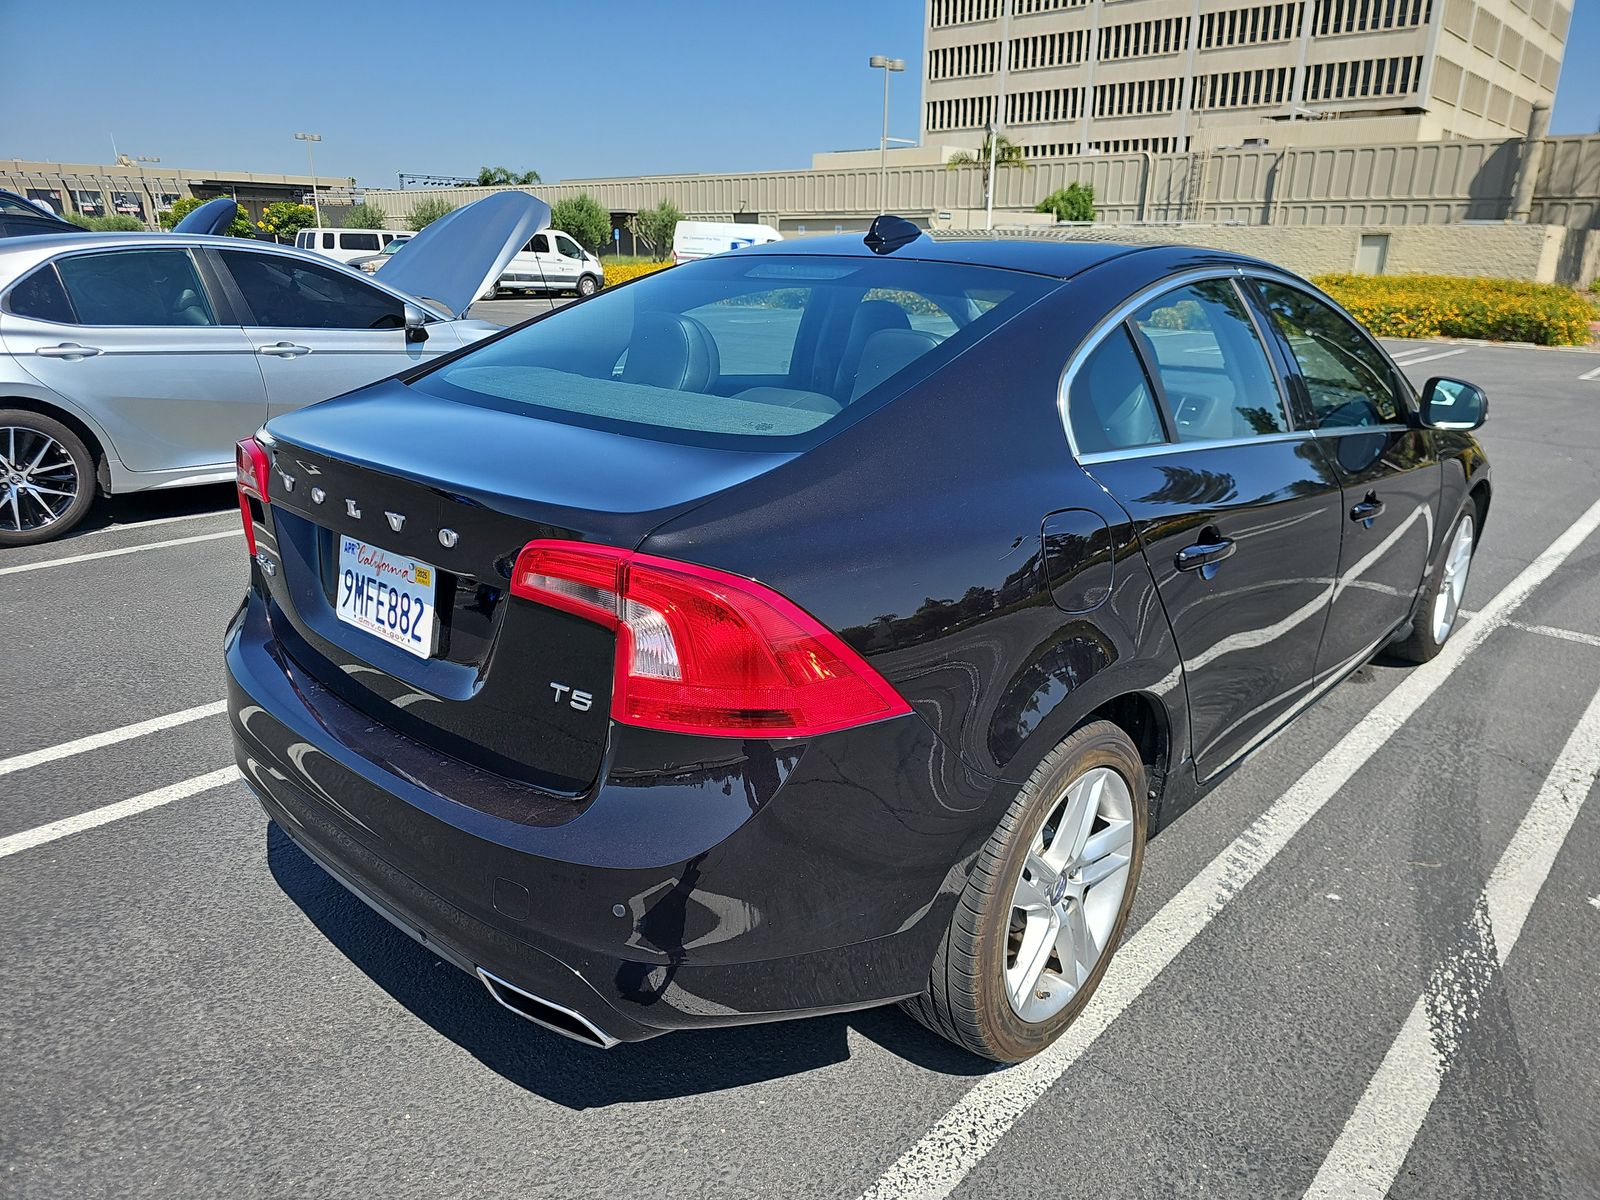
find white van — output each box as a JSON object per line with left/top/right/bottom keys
{"left": 294, "top": 228, "right": 410, "bottom": 265}
{"left": 492, "top": 229, "right": 605, "bottom": 297}
{"left": 672, "top": 221, "right": 782, "bottom": 264}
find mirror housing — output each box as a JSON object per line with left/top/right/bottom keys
{"left": 1419, "top": 376, "right": 1487, "bottom": 430}
{"left": 403, "top": 302, "right": 429, "bottom": 344}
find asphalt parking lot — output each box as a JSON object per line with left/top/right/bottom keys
{"left": 3, "top": 331, "right": 1598, "bottom": 1199}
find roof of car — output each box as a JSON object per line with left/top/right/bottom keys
{"left": 733, "top": 231, "right": 1278, "bottom": 281}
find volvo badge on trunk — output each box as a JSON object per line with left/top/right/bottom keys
{"left": 386, "top": 512, "right": 406, "bottom": 532}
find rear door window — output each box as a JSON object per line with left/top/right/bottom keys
{"left": 55, "top": 249, "right": 216, "bottom": 326}
{"left": 414, "top": 255, "right": 1052, "bottom": 449}
{"left": 219, "top": 250, "right": 404, "bottom": 329}
{"left": 1131, "top": 279, "right": 1288, "bottom": 441}
{"left": 1068, "top": 326, "right": 1166, "bottom": 454}
{"left": 339, "top": 232, "right": 381, "bottom": 253}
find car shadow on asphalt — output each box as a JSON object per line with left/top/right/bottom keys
{"left": 267, "top": 824, "right": 993, "bottom": 1108}
{"left": 66, "top": 482, "right": 237, "bottom": 541}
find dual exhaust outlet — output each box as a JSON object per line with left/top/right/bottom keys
{"left": 475, "top": 967, "right": 620, "bottom": 1049}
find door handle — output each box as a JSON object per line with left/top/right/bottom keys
{"left": 1175, "top": 535, "right": 1236, "bottom": 573}
{"left": 257, "top": 342, "right": 311, "bottom": 358}
{"left": 1350, "top": 494, "right": 1386, "bottom": 526}
{"left": 35, "top": 343, "right": 102, "bottom": 359}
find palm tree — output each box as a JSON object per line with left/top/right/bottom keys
{"left": 475, "top": 166, "right": 541, "bottom": 186}
{"left": 945, "top": 132, "right": 1027, "bottom": 194}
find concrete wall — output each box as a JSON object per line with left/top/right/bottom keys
{"left": 973, "top": 221, "right": 1594, "bottom": 285}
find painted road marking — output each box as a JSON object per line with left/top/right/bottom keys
{"left": 1504, "top": 619, "right": 1600, "bottom": 649}
{"left": 0, "top": 767, "right": 240, "bottom": 860}
{"left": 0, "top": 701, "right": 227, "bottom": 777}
{"left": 1579, "top": 364, "right": 1600, "bottom": 381}
{"left": 1393, "top": 348, "right": 1468, "bottom": 367}
{"left": 856, "top": 493, "right": 1600, "bottom": 1200}
{"left": 0, "top": 529, "right": 237, "bottom": 576}
{"left": 81, "top": 508, "right": 235, "bottom": 536}
{"left": 1303, "top": 679, "right": 1600, "bottom": 1199}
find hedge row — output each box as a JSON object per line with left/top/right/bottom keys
{"left": 1313, "top": 273, "right": 1595, "bottom": 347}
{"left": 603, "top": 260, "right": 673, "bottom": 287}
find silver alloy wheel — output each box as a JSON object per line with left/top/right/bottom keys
{"left": 1431, "top": 513, "right": 1475, "bottom": 644}
{"left": 1005, "top": 765, "right": 1136, "bottom": 1023}
{"left": 0, "top": 425, "right": 79, "bottom": 534}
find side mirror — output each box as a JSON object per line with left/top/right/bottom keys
{"left": 1419, "top": 376, "right": 1486, "bottom": 431}
{"left": 403, "top": 302, "right": 429, "bottom": 344}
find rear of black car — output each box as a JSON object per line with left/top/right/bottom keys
{"left": 225, "top": 250, "right": 1055, "bottom": 1043}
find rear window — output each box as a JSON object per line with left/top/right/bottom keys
{"left": 412, "top": 254, "right": 1052, "bottom": 449}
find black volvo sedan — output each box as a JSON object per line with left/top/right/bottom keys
{"left": 226, "top": 221, "right": 1490, "bottom": 1061}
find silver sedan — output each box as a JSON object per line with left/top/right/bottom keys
{"left": 0, "top": 192, "right": 548, "bottom": 545}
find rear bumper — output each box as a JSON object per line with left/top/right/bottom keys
{"left": 226, "top": 591, "right": 996, "bottom": 1044}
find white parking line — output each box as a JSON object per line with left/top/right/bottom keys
{"left": 1579, "top": 364, "right": 1600, "bottom": 382}
{"left": 1387, "top": 346, "right": 1441, "bottom": 363}
{"left": 0, "top": 766, "right": 240, "bottom": 860}
{"left": 1504, "top": 619, "right": 1600, "bottom": 649}
{"left": 856, "top": 493, "right": 1600, "bottom": 1200}
{"left": 0, "top": 700, "right": 226, "bottom": 777}
{"left": 83, "top": 508, "right": 235, "bottom": 537}
{"left": 1303, "top": 680, "right": 1600, "bottom": 1200}
{"left": 0, "top": 529, "right": 237, "bottom": 576}
{"left": 1393, "top": 348, "right": 1468, "bottom": 367}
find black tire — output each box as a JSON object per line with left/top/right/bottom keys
{"left": 902, "top": 720, "right": 1147, "bottom": 1062}
{"left": 577, "top": 274, "right": 600, "bottom": 297}
{"left": 0, "top": 409, "right": 96, "bottom": 547}
{"left": 1391, "top": 504, "right": 1478, "bottom": 664}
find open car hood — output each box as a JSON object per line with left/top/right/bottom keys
{"left": 172, "top": 197, "right": 245, "bottom": 236}
{"left": 376, "top": 192, "right": 550, "bottom": 319}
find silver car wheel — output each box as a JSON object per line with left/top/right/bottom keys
{"left": 1431, "top": 513, "right": 1475, "bottom": 644}
{"left": 0, "top": 425, "right": 79, "bottom": 534}
{"left": 1005, "top": 765, "right": 1135, "bottom": 1024}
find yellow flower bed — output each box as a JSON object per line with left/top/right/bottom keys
{"left": 603, "top": 260, "right": 673, "bottom": 287}
{"left": 1313, "top": 273, "right": 1595, "bottom": 347}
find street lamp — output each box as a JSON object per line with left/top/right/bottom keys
{"left": 295, "top": 132, "right": 323, "bottom": 227}
{"left": 869, "top": 55, "right": 905, "bottom": 214}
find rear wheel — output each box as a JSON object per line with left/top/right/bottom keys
{"left": 1392, "top": 505, "right": 1476, "bottom": 663}
{"left": 902, "top": 720, "right": 1147, "bottom": 1061}
{"left": 0, "top": 410, "right": 96, "bottom": 547}
{"left": 577, "top": 274, "right": 600, "bottom": 297}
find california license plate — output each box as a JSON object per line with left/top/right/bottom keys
{"left": 335, "top": 535, "right": 437, "bottom": 659}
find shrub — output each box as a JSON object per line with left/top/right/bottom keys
{"left": 603, "top": 260, "right": 673, "bottom": 287}
{"left": 342, "top": 203, "right": 390, "bottom": 229}
{"left": 551, "top": 193, "right": 610, "bottom": 253}
{"left": 1037, "top": 182, "right": 1095, "bottom": 223}
{"left": 65, "top": 213, "right": 144, "bottom": 231}
{"left": 1313, "top": 273, "right": 1594, "bottom": 347}
{"left": 157, "top": 196, "right": 255, "bottom": 237}
{"left": 258, "top": 201, "right": 316, "bottom": 242}
{"left": 406, "top": 197, "right": 456, "bottom": 231}
{"left": 628, "top": 199, "right": 684, "bottom": 260}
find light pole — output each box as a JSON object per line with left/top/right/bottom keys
{"left": 295, "top": 132, "right": 323, "bottom": 227}
{"left": 985, "top": 1, "right": 1014, "bottom": 230}
{"left": 869, "top": 55, "right": 905, "bottom": 215}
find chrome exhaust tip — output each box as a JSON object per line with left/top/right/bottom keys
{"left": 475, "top": 967, "right": 620, "bottom": 1049}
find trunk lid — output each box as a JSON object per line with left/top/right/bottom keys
{"left": 258, "top": 382, "right": 795, "bottom": 794}
{"left": 375, "top": 191, "right": 551, "bottom": 319}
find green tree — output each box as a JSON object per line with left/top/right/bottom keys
{"left": 627, "top": 199, "right": 684, "bottom": 261}
{"left": 258, "top": 201, "right": 317, "bottom": 242}
{"left": 1036, "top": 182, "right": 1095, "bottom": 223}
{"left": 406, "top": 197, "right": 457, "bottom": 231}
{"left": 551, "top": 193, "right": 610, "bottom": 253}
{"left": 475, "top": 166, "right": 541, "bottom": 186}
{"left": 341, "top": 203, "right": 390, "bottom": 229}
{"left": 945, "top": 133, "right": 1027, "bottom": 195}
{"left": 157, "top": 195, "right": 256, "bottom": 237}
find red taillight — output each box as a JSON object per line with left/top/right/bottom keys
{"left": 235, "top": 437, "right": 270, "bottom": 558}
{"left": 510, "top": 540, "right": 911, "bottom": 738}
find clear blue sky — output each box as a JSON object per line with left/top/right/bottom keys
{"left": 5, "top": 0, "right": 1598, "bottom": 186}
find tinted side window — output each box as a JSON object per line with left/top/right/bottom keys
{"left": 1252, "top": 280, "right": 1399, "bottom": 427}
{"left": 340, "top": 233, "right": 381, "bottom": 252}
{"left": 321, "top": 233, "right": 335, "bottom": 249}
{"left": 56, "top": 249, "right": 216, "bottom": 327}
{"left": 8, "top": 265, "right": 75, "bottom": 323}
{"left": 556, "top": 237, "right": 584, "bottom": 260}
{"left": 1068, "top": 326, "right": 1166, "bottom": 454}
{"left": 1132, "top": 279, "right": 1287, "bottom": 441}
{"left": 219, "top": 251, "right": 404, "bottom": 330}
{"left": 529, "top": 234, "right": 550, "bottom": 254}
